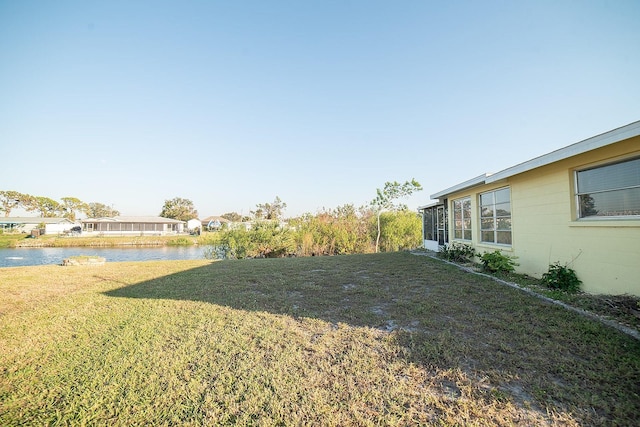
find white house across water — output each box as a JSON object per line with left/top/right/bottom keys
{"left": 81, "top": 216, "right": 185, "bottom": 236}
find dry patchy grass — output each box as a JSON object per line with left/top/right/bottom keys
{"left": 1, "top": 253, "right": 639, "bottom": 426}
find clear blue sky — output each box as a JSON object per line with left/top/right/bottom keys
{"left": 1, "top": 1, "right": 639, "bottom": 217}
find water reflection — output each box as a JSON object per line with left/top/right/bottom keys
{"left": 0, "top": 246, "right": 209, "bottom": 267}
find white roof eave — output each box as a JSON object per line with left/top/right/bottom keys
{"left": 429, "top": 120, "right": 640, "bottom": 199}
{"left": 486, "top": 120, "right": 640, "bottom": 183}
{"left": 430, "top": 174, "right": 488, "bottom": 200}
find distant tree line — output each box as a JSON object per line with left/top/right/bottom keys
{"left": 3, "top": 180, "right": 424, "bottom": 256}
{"left": 0, "top": 191, "right": 119, "bottom": 220}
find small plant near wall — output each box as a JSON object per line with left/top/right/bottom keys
{"left": 479, "top": 250, "right": 519, "bottom": 273}
{"left": 438, "top": 242, "right": 476, "bottom": 263}
{"left": 541, "top": 263, "right": 582, "bottom": 293}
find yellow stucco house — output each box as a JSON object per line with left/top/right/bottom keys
{"left": 421, "top": 120, "right": 640, "bottom": 296}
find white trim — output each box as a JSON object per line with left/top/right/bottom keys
{"left": 486, "top": 120, "right": 640, "bottom": 184}
{"left": 418, "top": 201, "right": 442, "bottom": 210}
{"left": 430, "top": 174, "right": 488, "bottom": 199}
{"left": 452, "top": 197, "right": 472, "bottom": 241}
{"left": 430, "top": 120, "right": 640, "bottom": 199}
{"left": 423, "top": 240, "right": 440, "bottom": 251}
{"left": 478, "top": 186, "right": 512, "bottom": 246}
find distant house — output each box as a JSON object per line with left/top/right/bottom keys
{"left": 186, "top": 218, "right": 201, "bottom": 232}
{"left": 421, "top": 120, "right": 640, "bottom": 296}
{"left": 0, "top": 217, "right": 76, "bottom": 235}
{"left": 80, "top": 216, "right": 185, "bottom": 235}
{"left": 201, "top": 216, "right": 231, "bottom": 230}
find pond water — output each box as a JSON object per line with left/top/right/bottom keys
{"left": 0, "top": 246, "right": 212, "bottom": 268}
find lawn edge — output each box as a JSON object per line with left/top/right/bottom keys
{"left": 411, "top": 250, "right": 640, "bottom": 341}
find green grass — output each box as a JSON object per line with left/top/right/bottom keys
{"left": 0, "top": 233, "right": 27, "bottom": 248}
{"left": 1, "top": 252, "right": 639, "bottom": 425}
{"left": 13, "top": 234, "right": 200, "bottom": 247}
{"left": 11, "top": 232, "right": 220, "bottom": 247}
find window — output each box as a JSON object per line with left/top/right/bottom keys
{"left": 453, "top": 197, "right": 472, "bottom": 240}
{"left": 576, "top": 157, "right": 640, "bottom": 219}
{"left": 480, "top": 187, "right": 511, "bottom": 245}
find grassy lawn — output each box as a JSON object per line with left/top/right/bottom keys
{"left": 0, "top": 234, "right": 28, "bottom": 248}
{"left": 11, "top": 234, "right": 200, "bottom": 247}
{"left": 5, "top": 231, "right": 223, "bottom": 247}
{"left": 1, "top": 252, "right": 638, "bottom": 425}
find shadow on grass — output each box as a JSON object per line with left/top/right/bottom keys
{"left": 103, "top": 252, "right": 640, "bottom": 423}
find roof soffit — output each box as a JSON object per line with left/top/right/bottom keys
{"left": 430, "top": 120, "right": 640, "bottom": 199}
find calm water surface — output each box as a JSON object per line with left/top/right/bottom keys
{"left": 0, "top": 246, "right": 209, "bottom": 267}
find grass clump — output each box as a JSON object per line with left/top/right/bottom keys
{"left": 0, "top": 233, "right": 26, "bottom": 248}
{"left": 166, "top": 236, "right": 195, "bottom": 246}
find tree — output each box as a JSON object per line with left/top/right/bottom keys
{"left": 0, "top": 191, "right": 26, "bottom": 217}
{"left": 60, "top": 197, "right": 88, "bottom": 221}
{"left": 252, "top": 196, "right": 287, "bottom": 221}
{"left": 86, "top": 202, "right": 120, "bottom": 218}
{"left": 25, "top": 196, "right": 63, "bottom": 218}
{"left": 371, "top": 179, "right": 422, "bottom": 253}
{"left": 221, "top": 212, "right": 243, "bottom": 222}
{"left": 160, "top": 197, "right": 198, "bottom": 222}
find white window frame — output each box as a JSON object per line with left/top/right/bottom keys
{"left": 479, "top": 187, "right": 512, "bottom": 246}
{"left": 452, "top": 197, "right": 472, "bottom": 241}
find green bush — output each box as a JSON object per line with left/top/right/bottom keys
{"left": 290, "top": 205, "right": 375, "bottom": 256}
{"left": 217, "top": 222, "right": 296, "bottom": 259}
{"left": 438, "top": 242, "right": 476, "bottom": 263}
{"left": 378, "top": 210, "right": 423, "bottom": 252}
{"left": 202, "top": 245, "right": 228, "bottom": 260}
{"left": 541, "top": 263, "right": 582, "bottom": 293}
{"left": 479, "top": 250, "right": 519, "bottom": 273}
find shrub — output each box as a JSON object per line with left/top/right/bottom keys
{"left": 290, "top": 206, "right": 375, "bottom": 256}
{"left": 166, "top": 237, "right": 193, "bottom": 246}
{"left": 479, "top": 250, "right": 518, "bottom": 273}
{"left": 378, "top": 210, "right": 423, "bottom": 252}
{"left": 217, "top": 222, "right": 296, "bottom": 259}
{"left": 541, "top": 263, "right": 582, "bottom": 293}
{"left": 202, "top": 245, "right": 228, "bottom": 260}
{"left": 438, "top": 242, "right": 476, "bottom": 263}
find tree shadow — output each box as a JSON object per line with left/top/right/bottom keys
{"left": 103, "top": 253, "right": 640, "bottom": 423}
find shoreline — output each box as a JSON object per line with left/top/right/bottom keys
{"left": 8, "top": 235, "right": 204, "bottom": 248}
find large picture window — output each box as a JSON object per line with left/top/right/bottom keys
{"left": 453, "top": 197, "right": 472, "bottom": 240}
{"left": 480, "top": 187, "right": 511, "bottom": 245}
{"left": 576, "top": 157, "right": 640, "bottom": 219}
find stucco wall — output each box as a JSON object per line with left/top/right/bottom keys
{"left": 444, "top": 136, "right": 640, "bottom": 296}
